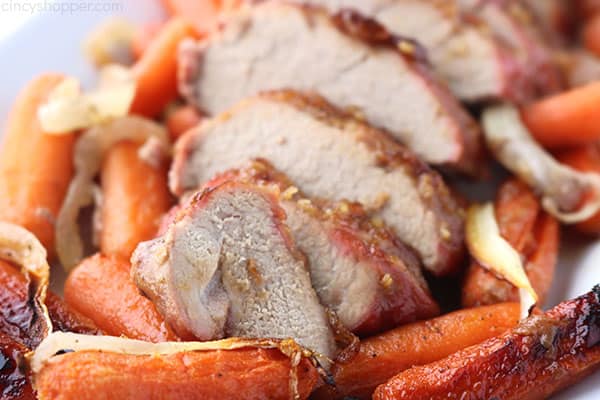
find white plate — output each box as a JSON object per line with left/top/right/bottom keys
{"left": 0, "top": 1, "right": 598, "bottom": 398}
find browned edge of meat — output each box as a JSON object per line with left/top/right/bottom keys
{"left": 374, "top": 285, "right": 600, "bottom": 400}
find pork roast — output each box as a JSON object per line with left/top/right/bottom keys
{"left": 457, "top": 0, "right": 564, "bottom": 99}
{"left": 131, "top": 180, "right": 337, "bottom": 358}
{"left": 178, "top": 1, "right": 481, "bottom": 173}
{"left": 211, "top": 159, "right": 440, "bottom": 335}
{"left": 170, "top": 90, "right": 465, "bottom": 276}
{"left": 287, "top": 0, "right": 534, "bottom": 103}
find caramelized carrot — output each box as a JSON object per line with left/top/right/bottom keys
{"left": 556, "top": 145, "right": 600, "bottom": 234}
{"left": 161, "top": 0, "right": 226, "bottom": 34}
{"left": 312, "top": 303, "right": 520, "bottom": 400}
{"left": 374, "top": 287, "right": 600, "bottom": 400}
{"left": 0, "top": 74, "right": 75, "bottom": 256}
{"left": 166, "top": 105, "right": 202, "bottom": 140}
{"left": 462, "top": 179, "right": 559, "bottom": 307}
{"left": 130, "top": 18, "right": 200, "bottom": 118}
{"left": 131, "top": 22, "right": 163, "bottom": 60}
{"left": 584, "top": 14, "right": 600, "bottom": 57}
{"left": 521, "top": 81, "right": 600, "bottom": 148}
{"left": 36, "top": 346, "right": 318, "bottom": 400}
{"left": 0, "top": 332, "right": 34, "bottom": 400}
{"left": 100, "top": 141, "right": 171, "bottom": 260}
{"left": 64, "top": 254, "right": 179, "bottom": 342}
{"left": 0, "top": 259, "right": 98, "bottom": 348}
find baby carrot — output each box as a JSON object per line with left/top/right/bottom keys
{"left": 166, "top": 105, "right": 202, "bottom": 140}
{"left": 100, "top": 141, "right": 171, "bottom": 260}
{"left": 373, "top": 288, "right": 600, "bottom": 400}
{"left": 521, "top": 81, "right": 600, "bottom": 148}
{"left": 36, "top": 346, "right": 318, "bottom": 400}
{"left": 130, "top": 18, "right": 200, "bottom": 118}
{"left": 64, "top": 254, "right": 179, "bottom": 342}
{"left": 556, "top": 144, "right": 600, "bottom": 234}
{"left": 0, "top": 74, "right": 75, "bottom": 256}
{"left": 312, "top": 303, "right": 520, "bottom": 400}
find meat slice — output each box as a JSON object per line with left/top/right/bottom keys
{"left": 457, "top": 0, "right": 564, "bottom": 98}
{"left": 526, "top": 0, "right": 574, "bottom": 45}
{"left": 178, "top": 1, "right": 482, "bottom": 173}
{"left": 210, "top": 159, "right": 439, "bottom": 336}
{"left": 131, "top": 180, "right": 337, "bottom": 359}
{"left": 170, "top": 91, "right": 465, "bottom": 276}
{"left": 288, "top": 0, "right": 532, "bottom": 103}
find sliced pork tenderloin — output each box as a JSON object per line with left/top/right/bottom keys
{"left": 457, "top": 0, "right": 564, "bottom": 98}
{"left": 286, "top": 0, "right": 533, "bottom": 103}
{"left": 170, "top": 90, "right": 465, "bottom": 276}
{"left": 178, "top": 1, "right": 482, "bottom": 173}
{"left": 208, "top": 159, "right": 440, "bottom": 335}
{"left": 131, "top": 180, "right": 337, "bottom": 359}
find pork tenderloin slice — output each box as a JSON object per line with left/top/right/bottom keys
{"left": 287, "top": 0, "right": 527, "bottom": 103}
{"left": 131, "top": 181, "right": 337, "bottom": 358}
{"left": 457, "top": 0, "right": 564, "bottom": 99}
{"left": 213, "top": 159, "right": 439, "bottom": 335}
{"left": 178, "top": 1, "right": 481, "bottom": 173}
{"left": 170, "top": 90, "right": 465, "bottom": 276}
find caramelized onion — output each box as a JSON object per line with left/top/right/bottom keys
{"left": 466, "top": 203, "right": 538, "bottom": 319}
{"left": 55, "top": 116, "right": 170, "bottom": 270}
{"left": 83, "top": 17, "right": 135, "bottom": 66}
{"left": 38, "top": 65, "right": 136, "bottom": 133}
{"left": 482, "top": 104, "right": 600, "bottom": 223}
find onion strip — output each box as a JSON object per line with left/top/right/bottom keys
{"left": 466, "top": 203, "right": 538, "bottom": 319}
{"left": 55, "top": 116, "right": 170, "bottom": 270}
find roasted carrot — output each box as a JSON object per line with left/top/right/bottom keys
{"left": 130, "top": 18, "right": 200, "bottom": 118}
{"left": 64, "top": 254, "right": 179, "bottom": 342}
{"left": 100, "top": 141, "right": 171, "bottom": 260}
{"left": 374, "top": 286, "right": 600, "bottom": 400}
{"left": 556, "top": 144, "right": 600, "bottom": 234}
{"left": 0, "top": 74, "right": 75, "bottom": 256}
{"left": 131, "top": 22, "right": 163, "bottom": 60}
{"left": 0, "top": 259, "right": 98, "bottom": 348}
{"left": 166, "top": 105, "right": 202, "bottom": 140}
{"left": 161, "top": 0, "right": 226, "bottom": 34}
{"left": 35, "top": 346, "right": 318, "bottom": 400}
{"left": 521, "top": 81, "right": 600, "bottom": 148}
{"left": 462, "top": 179, "right": 559, "bottom": 307}
{"left": 584, "top": 14, "right": 600, "bottom": 57}
{"left": 312, "top": 303, "right": 520, "bottom": 400}
{"left": 0, "top": 332, "right": 35, "bottom": 400}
